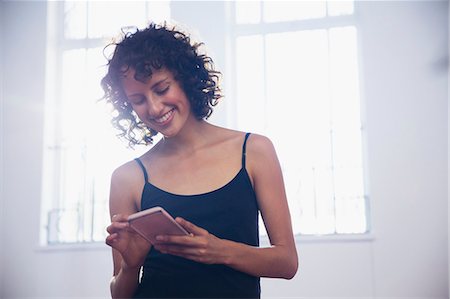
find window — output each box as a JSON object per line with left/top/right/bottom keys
{"left": 42, "top": 1, "right": 171, "bottom": 244}
{"left": 231, "top": 1, "right": 368, "bottom": 235}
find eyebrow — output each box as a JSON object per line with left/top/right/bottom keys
{"left": 151, "top": 77, "right": 170, "bottom": 89}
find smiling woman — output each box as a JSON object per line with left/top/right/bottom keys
{"left": 101, "top": 23, "right": 298, "bottom": 299}
{"left": 121, "top": 68, "right": 193, "bottom": 138}
{"left": 101, "top": 23, "right": 222, "bottom": 147}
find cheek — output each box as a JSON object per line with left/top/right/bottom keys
{"left": 131, "top": 106, "right": 147, "bottom": 120}
{"left": 178, "top": 92, "right": 191, "bottom": 108}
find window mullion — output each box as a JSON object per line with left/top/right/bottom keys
{"left": 235, "top": 16, "right": 355, "bottom": 36}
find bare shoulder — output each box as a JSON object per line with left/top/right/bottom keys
{"left": 109, "top": 159, "right": 146, "bottom": 215}
{"left": 246, "top": 133, "right": 276, "bottom": 157}
{"left": 111, "top": 159, "right": 143, "bottom": 186}
{"left": 245, "top": 133, "right": 280, "bottom": 179}
{"left": 209, "top": 129, "right": 276, "bottom": 158}
{"left": 205, "top": 126, "right": 248, "bottom": 149}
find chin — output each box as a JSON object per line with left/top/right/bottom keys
{"left": 160, "top": 130, "right": 178, "bottom": 139}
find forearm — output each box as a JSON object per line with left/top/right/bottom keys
{"left": 223, "top": 240, "right": 298, "bottom": 279}
{"left": 110, "top": 263, "right": 141, "bottom": 299}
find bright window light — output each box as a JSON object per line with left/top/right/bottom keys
{"left": 233, "top": 1, "right": 367, "bottom": 235}
{"left": 263, "top": 1, "right": 326, "bottom": 22}
{"left": 327, "top": 1, "right": 354, "bottom": 17}
{"left": 236, "top": 35, "right": 265, "bottom": 134}
{"left": 235, "top": 1, "right": 261, "bottom": 24}
{"left": 43, "top": 0, "right": 170, "bottom": 244}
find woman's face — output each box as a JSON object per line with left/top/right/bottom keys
{"left": 121, "top": 67, "right": 193, "bottom": 138}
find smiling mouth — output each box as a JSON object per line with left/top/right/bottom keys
{"left": 153, "top": 109, "right": 174, "bottom": 124}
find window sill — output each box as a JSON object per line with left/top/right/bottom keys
{"left": 295, "top": 232, "right": 375, "bottom": 243}
{"left": 36, "top": 233, "right": 375, "bottom": 252}
{"left": 260, "top": 232, "right": 375, "bottom": 246}
{"left": 35, "top": 241, "right": 109, "bottom": 253}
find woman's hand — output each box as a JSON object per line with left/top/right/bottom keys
{"left": 105, "top": 214, "right": 152, "bottom": 270}
{"left": 152, "top": 217, "right": 231, "bottom": 265}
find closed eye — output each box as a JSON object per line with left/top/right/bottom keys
{"left": 128, "top": 96, "right": 145, "bottom": 105}
{"left": 155, "top": 85, "right": 169, "bottom": 96}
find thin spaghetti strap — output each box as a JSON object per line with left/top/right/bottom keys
{"left": 242, "top": 132, "right": 251, "bottom": 168}
{"left": 134, "top": 158, "right": 149, "bottom": 183}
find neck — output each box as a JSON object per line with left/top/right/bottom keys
{"left": 159, "top": 119, "right": 214, "bottom": 155}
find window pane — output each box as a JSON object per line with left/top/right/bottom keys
{"left": 61, "top": 49, "right": 88, "bottom": 143}
{"left": 57, "top": 47, "right": 149, "bottom": 243}
{"left": 327, "top": 0, "right": 354, "bottom": 16}
{"left": 87, "top": 2, "right": 148, "bottom": 38}
{"left": 264, "top": 30, "right": 335, "bottom": 234}
{"left": 60, "top": 49, "right": 89, "bottom": 242}
{"left": 64, "top": 1, "right": 87, "bottom": 39}
{"left": 265, "top": 30, "right": 330, "bottom": 168}
{"left": 86, "top": 48, "right": 149, "bottom": 241}
{"left": 329, "top": 27, "right": 360, "bottom": 127}
{"left": 147, "top": 1, "right": 171, "bottom": 24}
{"left": 45, "top": 0, "right": 173, "bottom": 244}
{"left": 236, "top": 35, "right": 265, "bottom": 134}
{"left": 329, "top": 26, "right": 366, "bottom": 233}
{"left": 263, "top": 1, "right": 326, "bottom": 23}
{"left": 235, "top": 1, "right": 261, "bottom": 24}
{"left": 234, "top": 1, "right": 366, "bottom": 236}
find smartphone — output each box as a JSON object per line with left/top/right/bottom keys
{"left": 127, "top": 206, "right": 189, "bottom": 244}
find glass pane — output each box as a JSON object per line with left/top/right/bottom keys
{"left": 61, "top": 49, "right": 88, "bottom": 142}
{"left": 235, "top": 1, "right": 261, "bottom": 24}
{"left": 86, "top": 48, "right": 148, "bottom": 241}
{"left": 296, "top": 168, "right": 319, "bottom": 234}
{"left": 60, "top": 49, "right": 89, "bottom": 242}
{"left": 327, "top": 0, "right": 354, "bottom": 16}
{"left": 328, "top": 26, "right": 366, "bottom": 233}
{"left": 57, "top": 47, "right": 149, "bottom": 243}
{"left": 263, "top": 1, "right": 326, "bottom": 23}
{"left": 265, "top": 30, "right": 333, "bottom": 234}
{"left": 329, "top": 26, "right": 360, "bottom": 127}
{"left": 48, "top": 0, "right": 174, "bottom": 244}
{"left": 85, "top": 47, "right": 109, "bottom": 242}
{"left": 147, "top": 1, "right": 171, "bottom": 24}
{"left": 235, "top": 35, "right": 265, "bottom": 134}
{"left": 87, "top": 2, "right": 147, "bottom": 38}
{"left": 64, "top": 1, "right": 87, "bottom": 39}
{"left": 265, "top": 30, "right": 329, "bottom": 167}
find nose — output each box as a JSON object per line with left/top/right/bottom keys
{"left": 145, "top": 94, "right": 164, "bottom": 118}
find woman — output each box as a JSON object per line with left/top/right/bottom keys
{"left": 103, "top": 22, "right": 298, "bottom": 299}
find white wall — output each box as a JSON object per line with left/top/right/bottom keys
{"left": 0, "top": 0, "right": 5, "bottom": 296}
{"left": 0, "top": 1, "right": 448, "bottom": 298}
{"left": 359, "top": 1, "right": 448, "bottom": 297}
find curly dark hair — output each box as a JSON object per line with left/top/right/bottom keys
{"left": 101, "top": 22, "right": 222, "bottom": 146}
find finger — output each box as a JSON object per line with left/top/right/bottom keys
{"left": 154, "top": 244, "right": 205, "bottom": 256}
{"left": 105, "top": 233, "right": 119, "bottom": 246}
{"left": 154, "top": 246, "right": 208, "bottom": 263}
{"left": 106, "top": 221, "right": 129, "bottom": 234}
{"left": 154, "top": 234, "right": 199, "bottom": 246}
{"left": 175, "top": 217, "right": 208, "bottom": 236}
{"left": 111, "top": 214, "right": 129, "bottom": 222}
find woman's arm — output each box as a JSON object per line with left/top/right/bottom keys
{"left": 153, "top": 134, "right": 298, "bottom": 279}
{"left": 240, "top": 134, "right": 298, "bottom": 278}
{"left": 106, "top": 164, "right": 152, "bottom": 298}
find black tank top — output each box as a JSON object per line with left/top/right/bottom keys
{"left": 133, "top": 133, "right": 260, "bottom": 298}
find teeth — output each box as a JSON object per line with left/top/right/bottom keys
{"left": 154, "top": 109, "right": 173, "bottom": 123}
